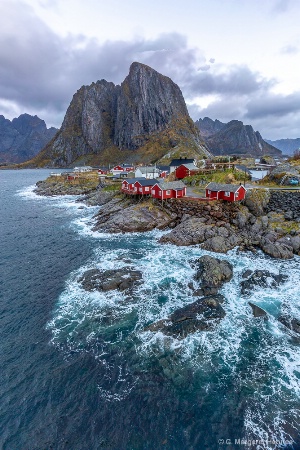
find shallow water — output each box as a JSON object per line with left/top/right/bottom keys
{"left": 1, "top": 170, "right": 300, "bottom": 449}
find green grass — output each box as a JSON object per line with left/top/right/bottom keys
{"left": 183, "top": 169, "right": 251, "bottom": 185}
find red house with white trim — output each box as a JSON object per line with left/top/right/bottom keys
{"left": 134, "top": 179, "right": 158, "bottom": 195}
{"left": 175, "top": 163, "right": 200, "bottom": 179}
{"left": 112, "top": 164, "right": 134, "bottom": 175}
{"left": 121, "top": 178, "right": 144, "bottom": 194}
{"left": 205, "top": 182, "right": 247, "bottom": 201}
{"left": 151, "top": 181, "right": 186, "bottom": 199}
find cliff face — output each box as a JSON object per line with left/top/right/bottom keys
{"left": 0, "top": 114, "right": 57, "bottom": 163}
{"left": 34, "top": 62, "right": 210, "bottom": 167}
{"left": 197, "top": 119, "right": 281, "bottom": 157}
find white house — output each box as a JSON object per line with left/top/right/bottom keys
{"left": 73, "top": 166, "right": 93, "bottom": 173}
{"left": 135, "top": 166, "right": 160, "bottom": 179}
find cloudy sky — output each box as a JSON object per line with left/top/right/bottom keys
{"left": 1, "top": 0, "right": 299, "bottom": 139}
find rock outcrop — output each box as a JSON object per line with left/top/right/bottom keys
{"left": 0, "top": 114, "right": 57, "bottom": 164}
{"left": 93, "top": 198, "right": 174, "bottom": 233}
{"left": 240, "top": 270, "right": 288, "bottom": 296}
{"left": 78, "top": 267, "right": 143, "bottom": 292}
{"left": 32, "top": 62, "right": 210, "bottom": 167}
{"left": 193, "top": 255, "right": 233, "bottom": 295}
{"left": 144, "top": 295, "right": 226, "bottom": 338}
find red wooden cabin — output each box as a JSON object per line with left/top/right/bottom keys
{"left": 205, "top": 182, "right": 247, "bottom": 201}
{"left": 134, "top": 179, "right": 158, "bottom": 195}
{"left": 175, "top": 163, "right": 200, "bottom": 179}
{"left": 121, "top": 178, "right": 144, "bottom": 194}
{"left": 98, "top": 168, "right": 109, "bottom": 175}
{"left": 151, "top": 181, "right": 186, "bottom": 199}
{"left": 112, "top": 164, "right": 134, "bottom": 174}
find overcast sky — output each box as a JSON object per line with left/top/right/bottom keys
{"left": 0, "top": 0, "right": 299, "bottom": 139}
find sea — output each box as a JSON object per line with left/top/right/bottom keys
{"left": 1, "top": 169, "right": 300, "bottom": 450}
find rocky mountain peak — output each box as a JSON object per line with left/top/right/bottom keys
{"left": 33, "top": 62, "right": 210, "bottom": 167}
{"left": 195, "top": 116, "right": 282, "bottom": 156}
{"left": 0, "top": 113, "right": 58, "bottom": 164}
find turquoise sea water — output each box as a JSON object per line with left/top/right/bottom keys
{"left": 0, "top": 169, "right": 300, "bottom": 449}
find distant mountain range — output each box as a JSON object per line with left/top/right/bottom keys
{"left": 195, "top": 117, "right": 282, "bottom": 157}
{"left": 0, "top": 114, "right": 58, "bottom": 164}
{"left": 265, "top": 138, "right": 300, "bottom": 155}
{"left": 28, "top": 62, "right": 210, "bottom": 168}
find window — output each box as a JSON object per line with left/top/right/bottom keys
{"left": 139, "top": 188, "right": 142, "bottom": 192}
{"left": 224, "top": 191, "right": 230, "bottom": 197}
{"left": 151, "top": 190, "right": 155, "bottom": 195}
{"left": 235, "top": 192, "right": 239, "bottom": 197}
{"left": 159, "top": 191, "right": 162, "bottom": 196}
{"left": 166, "top": 190, "right": 171, "bottom": 195}
{"left": 208, "top": 190, "right": 211, "bottom": 194}
{"left": 145, "top": 187, "right": 149, "bottom": 192}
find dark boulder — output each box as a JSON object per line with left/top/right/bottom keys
{"left": 240, "top": 270, "right": 288, "bottom": 296}
{"left": 193, "top": 255, "right": 233, "bottom": 294}
{"left": 144, "top": 295, "right": 226, "bottom": 339}
{"left": 260, "top": 241, "right": 293, "bottom": 259}
{"left": 78, "top": 267, "right": 142, "bottom": 292}
{"left": 278, "top": 315, "right": 300, "bottom": 335}
{"left": 248, "top": 302, "right": 268, "bottom": 318}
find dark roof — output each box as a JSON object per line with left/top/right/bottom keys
{"left": 170, "top": 158, "right": 194, "bottom": 166}
{"left": 135, "top": 179, "right": 159, "bottom": 186}
{"left": 206, "top": 182, "right": 245, "bottom": 192}
{"left": 157, "top": 181, "right": 186, "bottom": 190}
{"left": 123, "top": 177, "right": 145, "bottom": 183}
{"left": 157, "top": 165, "right": 170, "bottom": 172}
{"left": 122, "top": 164, "right": 134, "bottom": 168}
{"left": 177, "top": 163, "right": 199, "bottom": 170}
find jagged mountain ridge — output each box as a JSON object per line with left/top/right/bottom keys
{"left": 32, "top": 62, "right": 210, "bottom": 167}
{"left": 195, "top": 117, "right": 225, "bottom": 138}
{"left": 195, "top": 117, "right": 281, "bottom": 156}
{"left": 0, "top": 114, "right": 57, "bottom": 163}
{"left": 265, "top": 138, "right": 300, "bottom": 155}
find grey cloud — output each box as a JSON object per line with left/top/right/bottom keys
{"left": 198, "top": 65, "right": 211, "bottom": 71}
{"left": 281, "top": 44, "right": 299, "bottom": 54}
{"left": 272, "top": 0, "right": 291, "bottom": 13}
{"left": 245, "top": 92, "right": 300, "bottom": 121}
{"left": 209, "top": 58, "right": 215, "bottom": 63}
{"left": 0, "top": 0, "right": 297, "bottom": 140}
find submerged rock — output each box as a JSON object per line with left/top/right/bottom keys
{"left": 248, "top": 302, "right": 268, "bottom": 318}
{"left": 278, "top": 315, "right": 300, "bottom": 335}
{"left": 144, "top": 295, "right": 226, "bottom": 338}
{"left": 78, "top": 267, "right": 142, "bottom": 292}
{"left": 240, "top": 270, "right": 288, "bottom": 296}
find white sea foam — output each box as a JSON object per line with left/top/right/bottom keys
{"left": 38, "top": 190, "right": 300, "bottom": 445}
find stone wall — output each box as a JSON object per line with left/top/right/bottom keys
{"left": 156, "top": 198, "right": 239, "bottom": 225}
{"left": 267, "top": 191, "right": 300, "bottom": 220}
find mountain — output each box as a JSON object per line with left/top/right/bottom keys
{"left": 265, "top": 138, "right": 300, "bottom": 155}
{"left": 31, "top": 62, "right": 210, "bottom": 167}
{"left": 0, "top": 114, "right": 58, "bottom": 164}
{"left": 195, "top": 118, "right": 282, "bottom": 157}
{"left": 195, "top": 117, "right": 225, "bottom": 137}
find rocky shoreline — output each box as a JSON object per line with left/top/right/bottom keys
{"left": 34, "top": 178, "right": 300, "bottom": 259}
{"left": 34, "top": 177, "right": 300, "bottom": 339}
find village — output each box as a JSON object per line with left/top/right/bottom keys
{"left": 50, "top": 157, "right": 252, "bottom": 203}
{"left": 49, "top": 152, "right": 300, "bottom": 208}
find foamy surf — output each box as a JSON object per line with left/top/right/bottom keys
{"left": 27, "top": 185, "right": 299, "bottom": 447}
